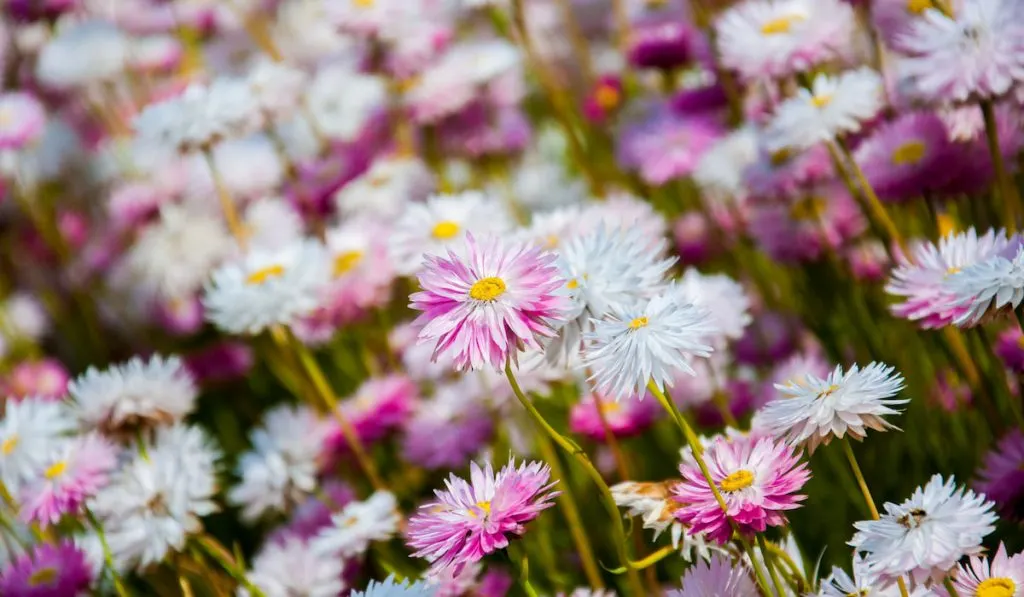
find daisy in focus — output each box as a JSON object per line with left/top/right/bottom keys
{"left": 948, "top": 542, "right": 1024, "bottom": 597}
{"left": 410, "top": 234, "right": 569, "bottom": 372}
{"left": 946, "top": 238, "right": 1024, "bottom": 326}
{"left": 762, "top": 362, "right": 907, "bottom": 452}
{"left": 351, "top": 576, "right": 437, "bottom": 597}
{"left": 406, "top": 458, "right": 559, "bottom": 575}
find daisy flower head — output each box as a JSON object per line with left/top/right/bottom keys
{"left": 402, "top": 379, "right": 494, "bottom": 470}
{"left": 627, "top": 18, "right": 699, "bottom": 70}
{"left": 617, "top": 109, "right": 723, "bottom": 186}
{"left": 246, "top": 58, "right": 308, "bottom": 121}
{"left": 0, "top": 541, "right": 92, "bottom": 597}
{"left": 673, "top": 434, "right": 810, "bottom": 544}
{"left": 872, "top": 0, "right": 955, "bottom": 52}
{"left": 330, "top": 374, "right": 417, "bottom": 449}
{"left": 748, "top": 183, "right": 866, "bottom": 263}
{"left": 389, "top": 191, "right": 513, "bottom": 276}
{"left": 0, "top": 398, "right": 76, "bottom": 493}
{"left": 886, "top": 227, "right": 1011, "bottom": 328}
{"left": 241, "top": 536, "right": 345, "bottom": 597}
{"left": 35, "top": 19, "right": 127, "bottom": 89}
{"left": 0, "top": 92, "right": 46, "bottom": 150}
{"left": 335, "top": 155, "right": 435, "bottom": 220}
{"left": 228, "top": 405, "right": 330, "bottom": 523}
{"left": 850, "top": 474, "right": 998, "bottom": 583}
{"left": 611, "top": 480, "right": 720, "bottom": 560}
{"left": 820, "top": 553, "right": 910, "bottom": 597}
{"left": 2, "top": 358, "right": 69, "bottom": 401}
{"left": 666, "top": 553, "right": 760, "bottom": 596}
{"left": 583, "top": 287, "right": 716, "bottom": 401}
{"left": 950, "top": 543, "right": 1024, "bottom": 597}
{"left": 68, "top": 354, "right": 196, "bottom": 435}
{"left": 312, "top": 490, "right": 400, "bottom": 559}
{"left": 763, "top": 362, "right": 908, "bottom": 452}
{"left": 674, "top": 268, "right": 752, "bottom": 346}
{"left": 946, "top": 237, "right": 1024, "bottom": 326}
{"left": 853, "top": 111, "right": 961, "bottom": 202}
{"left": 765, "top": 68, "right": 884, "bottom": 152}
{"left": 743, "top": 141, "right": 834, "bottom": 202}
{"left": 90, "top": 424, "right": 221, "bottom": 571}
{"left": 406, "top": 458, "right": 559, "bottom": 575}
{"left": 352, "top": 576, "right": 437, "bottom": 597}
{"left": 203, "top": 238, "right": 331, "bottom": 335}
{"left": 305, "top": 65, "right": 387, "bottom": 142}
{"left": 410, "top": 233, "right": 569, "bottom": 372}
{"left": 547, "top": 225, "right": 675, "bottom": 364}
{"left": 569, "top": 391, "right": 661, "bottom": 441}
{"left": 20, "top": 432, "right": 118, "bottom": 527}
{"left": 694, "top": 126, "right": 760, "bottom": 204}
{"left": 897, "top": 0, "right": 1024, "bottom": 102}
{"left": 580, "top": 193, "right": 671, "bottom": 244}
{"left": 975, "top": 429, "right": 1024, "bottom": 520}
{"left": 318, "top": 216, "right": 396, "bottom": 324}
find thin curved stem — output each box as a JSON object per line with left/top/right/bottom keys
{"left": 195, "top": 534, "right": 266, "bottom": 597}
{"left": 505, "top": 362, "right": 645, "bottom": 595}
{"left": 85, "top": 509, "right": 132, "bottom": 597}
{"left": 980, "top": 98, "right": 1020, "bottom": 232}
{"left": 758, "top": 534, "right": 787, "bottom": 597}
{"left": 202, "top": 149, "right": 248, "bottom": 251}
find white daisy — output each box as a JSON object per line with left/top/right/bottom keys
{"left": 611, "top": 480, "right": 721, "bottom": 561}
{"left": 897, "top": 0, "right": 1024, "bottom": 102}
{"left": 228, "top": 405, "right": 329, "bottom": 523}
{"left": 133, "top": 78, "right": 263, "bottom": 154}
{"left": 203, "top": 238, "right": 331, "bottom": 335}
{"left": 0, "top": 398, "right": 75, "bottom": 493}
{"left": 91, "top": 424, "right": 220, "bottom": 571}
{"left": 388, "top": 191, "right": 513, "bottom": 276}
{"left": 242, "top": 197, "right": 304, "bottom": 252}
{"left": 583, "top": 288, "right": 716, "bottom": 401}
{"left": 334, "top": 155, "right": 435, "bottom": 220}
{"left": 305, "top": 66, "right": 387, "bottom": 142}
{"left": 849, "top": 474, "right": 998, "bottom": 583}
{"left": 763, "top": 362, "right": 907, "bottom": 452}
{"left": 765, "top": 68, "right": 884, "bottom": 152}
{"left": 518, "top": 205, "right": 586, "bottom": 252}
{"left": 311, "top": 491, "right": 401, "bottom": 558}
{"left": 715, "top": 0, "right": 856, "bottom": 82}
{"left": 124, "top": 204, "right": 233, "bottom": 301}
{"left": 667, "top": 554, "right": 760, "bottom": 596}
{"left": 209, "top": 135, "right": 285, "bottom": 201}
{"left": 352, "top": 576, "right": 437, "bottom": 597}
{"left": 247, "top": 58, "right": 309, "bottom": 121}
{"left": 580, "top": 193, "right": 670, "bottom": 245}
{"left": 820, "top": 554, "right": 909, "bottom": 597}
{"left": 946, "top": 239, "right": 1024, "bottom": 326}
{"left": 674, "top": 268, "right": 752, "bottom": 346}
{"left": 694, "top": 126, "right": 759, "bottom": 202}
{"left": 548, "top": 226, "right": 675, "bottom": 365}
{"left": 68, "top": 354, "right": 197, "bottom": 434}
{"left": 0, "top": 292, "right": 49, "bottom": 344}
{"left": 241, "top": 537, "right": 346, "bottom": 597}
{"left": 35, "top": 20, "right": 127, "bottom": 89}
{"left": 509, "top": 159, "right": 587, "bottom": 211}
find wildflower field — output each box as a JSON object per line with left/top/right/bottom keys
{"left": 2, "top": 0, "right": 1024, "bottom": 595}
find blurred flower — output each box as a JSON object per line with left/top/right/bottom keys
{"left": 0, "top": 398, "right": 75, "bottom": 493}
{"left": 20, "top": 432, "right": 117, "bottom": 527}
{"left": 996, "top": 326, "right": 1024, "bottom": 373}
{"left": 242, "top": 536, "right": 345, "bottom": 597}
{"left": 569, "top": 392, "right": 660, "bottom": 441}
{"left": 582, "top": 75, "right": 625, "bottom": 124}
{"left": 407, "top": 459, "right": 559, "bottom": 575}
{"left": 182, "top": 342, "right": 254, "bottom": 384}
{"left": 853, "top": 112, "right": 960, "bottom": 202}
{"left": 247, "top": 58, "right": 309, "bottom": 122}
{"left": 2, "top": 359, "right": 68, "bottom": 401}
{"left": 666, "top": 553, "right": 759, "bottom": 596}
{"left": 332, "top": 375, "right": 417, "bottom": 448}
{"left": 627, "top": 19, "right": 698, "bottom": 70}
{"left": 674, "top": 434, "right": 810, "bottom": 544}
{"left": 335, "top": 155, "right": 435, "bottom": 220}
{"left": 229, "top": 405, "right": 330, "bottom": 523}
{"left": 734, "top": 312, "right": 800, "bottom": 367}
{"left": 0, "top": 92, "right": 46, "bottom": 150}
{"left": 406, "top": 40, "right": 521, "bottom": 124}
{"left": 0, "top": 541, "right": 92, "bottom": 597}
{"left": 747, "top": 185, "right": 866, "bottom": 263}
{"left": 584, "top": 288, "right": 715, "bottom": 401}
{"left": 850, "top": 474, "right": 997, "bottom": 583}
{"left": 765, "top": 68, "right": 884, "bottom": 152}
{"left": 975, "top": 429, "right": 1024, "bottom": 521}
{"left": 403, "top": 379, "right": 494, "bottom": 470}
{"left": 617, "top": 108, "right": 723, "bottom": 186}
{"left": 694, "top": 126, "right": 759, "bottom": 204}
{"left": 764, "top": 362, "right": 907, "bottom": 452}
{"left": 305, "top": 66, "right": 387, "bottom": 142}
{"left": 36, "top": 20, "right": 127, "bottom": 89}
{"left": 312, "top": 491, "right": 400, "bottom": 558}
{"left": 410, "top": 234, "right": 568, "bottom": 372}
{"left": 674, "top": 268, "right": 752, "bottom": 345}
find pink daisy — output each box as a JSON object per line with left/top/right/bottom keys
{"left": 406, "top": 458, "right": 559, "bottom": 575}
{"left": 975, "top": 430, "right": 1024, "bottom": 521}
{"left": 667, "top": 554, "right": 760, "bottom": 596}
{"left": 995, "top": 326, "right": 1024, "bottom": 373}
{"left": 410, "top": 234, "right": 569, "bottom": 372}
{"left": 0, "top": 92, "right": 46, "bottom": 150}
{"left": 950, "top": 543, "right": 1024, "bottom": 597}
{"left": 19, "top": 432, "right": 118, "bottom": 527}
{"left": 0, "top": 541, "right": 92, "bottom": 597}
{"left": 569, "top": 391, "right": 660, "bottom": 442}
{"left": 673, "top": 434, "right": 810, "bottom": 544}
{"left": 743, "top": 143, "right": 834, "bottom": 202}
{"left": 329, "top": 374, "right": 417, "bottom": 451}
{"left": 617, "top": 109, "right": 723, "bottom": 186}
{"left": 2, "top": 359, "right": 69, "bottom": 401}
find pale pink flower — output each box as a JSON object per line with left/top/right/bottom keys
{"left": 20, "top": 433, "right": 118, "bottom": 526}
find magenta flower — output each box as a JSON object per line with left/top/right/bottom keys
{"left": 2, "top": 359, "right": 69, "bottom": 401}
{"left": 582, "top": 75, "right": 625, "bottom": 124}
{"left": 852, "top": 112, "right": 960, "bottom": 202}
{"left": 20, "top": 432, "right": 118, "bottom": 526}
{"left": 627, "top": 19, "right": 699, "bottom": 70}
{"left": 617, "top": 109, "right": 723, "bottom": 186}
{"left": 410, "top": 234, "right": 569, "bottom": 372}
{"left": 747, "top": 184, "right": 866, "bottom": 263}
{"left": 975, "top": 429, "right": 1024, "bottom": 521}
{"left": 995, "top": 326, "right": 1024, "bottom": 373}
{"left": 569, "top": 392, "right": 660, "bottom": 441}
{"left": 406, "top": 458, "right": 559, "bottom": 575}
{"left": 329, "top": 374, "right": 417, "bottom": 452}
{"left": 0, "top": 541, "right": 92, "bottom": 597}
{"left": 673, "top": 435, "right": 810, "bottom": 544}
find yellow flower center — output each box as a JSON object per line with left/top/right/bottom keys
{"left": 811, "top": 93, "right": 833, "bottom": 108}
{"left": 629, "top": 316, "right": 649, "bottom": 329}
{"left": 333, "top": 250, "right": 364, "bottom": 277}
{"left": 937, "top": 213, "right": 957, "bottom": 238}
{"left": 907, "top": 0, "right": 934, "bottom": 14}
{"left": 476, "top": 500, "right": 492, "bottom": 515}
{"left": 719, "top": 469, "right": 755, "bottom": 492}
{"left": 817, "top": 384, "right": 840, "bottom": 399}
{"left": 1017, "top": 334, "right": 1024, "bottom": 350}
{"left": 600, "top": 401, "right": 622, "bottom": 415}
{"left": 44, "top": 460, "right": 67, "bottom": 479}
{"left": 595, "top": 84, "right": 621, "bottom": 111}
{"left": 845, "top": 590, "right": 870, "bottom": 597}
{"left": 353, "top": 0, "right": 375, "bottom": 7}
{"left": 431, "top": 220, "right": 460, "bottom": 240}
{"left": 343, "top": 516, "right": 358, "bottom": 527}
{"left": 469, "top": 277, "right": 506, "bottom": 301}
{"left": 946, "top": 266, "right": 962, "bottom": 277}
{"left": 1, "top": 435, "right": 17, "bottom": 455}
{"left": 891, "top": 141, "right": 927, "bottom": 166}
{"left": 28, "top": 567, "right": 57, "bottom": 586}
{"left": 789, "top": 196, "right": 828, "bottom": 221}
{"left": 567, "top": 278, "right": 580, "bottom": 290}
{"left": 760, "top": 14, "right": 806, "bottom": 35}
{"left": 246, "top": 264, "right": 285, "bottom": 285}
{"left": 976, "top": 578, "right": 1016, "bottom": 597}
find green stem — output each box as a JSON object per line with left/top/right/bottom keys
{"left": 943, "top": 577, "right": 961, "bottom": 597}
{"left": 504, "top": 362, "right": 644, "bottom": 595}
{"left": 758, "top": 534, "right": 787, "bottom": 597}
{"left": 980, "top": 98, "right": 1020, "bottom": 232}
{"left": 195, "top": 534, "right": 265, "bottom": 597}
{"left": 85, "top": 509, "right": 131, "bottom": 597}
